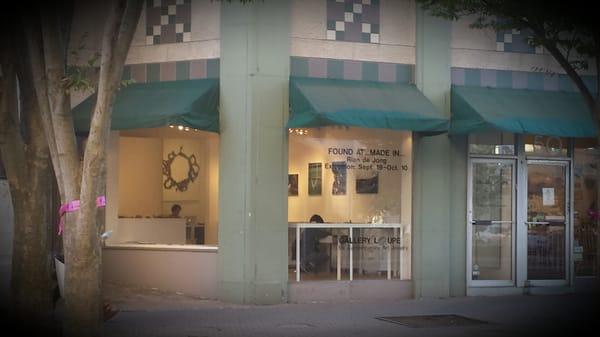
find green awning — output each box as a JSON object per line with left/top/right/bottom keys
{"left": 287, "top": 77, "right": 448, "bottom": 132}
{"left": 451, "top": 85, "right": 596, "bottom": 137}
{"left": 73, "top": 79, "right": 219, "bottom": 133}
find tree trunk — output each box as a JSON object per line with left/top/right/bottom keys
{"left": 8, "top": 165, "right": 55, "bottom": 333}
{"left": 63, "top": 2, "right": 144, "bottom": 335}
{"left": 0, "top": 42, "right": 56, "bottom": 334}
{"left": 596, "top": 102, "right": 600, "bottom": 291}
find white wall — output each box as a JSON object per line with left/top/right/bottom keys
{"left": 451, "top": 15, "right": 597, "bottom": 75}
{"left": 291, "top": 0, "right": 416, "bottom": 64}
{"left": 118, "top": 137, "right": 163, "bottom": 218}
{"left": 107, "top": 128, "right": 220, "bottom": 245}
{"left": 288, "top": 127, "right": 412, "bottom": 224}
{"left": 103, "top": 247, "right": 217, "bottom": 298}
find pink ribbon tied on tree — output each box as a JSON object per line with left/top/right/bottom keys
{"left": 58, "top": 196, "right": 106, "bottom": 235}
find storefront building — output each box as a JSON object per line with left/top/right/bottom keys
{"left": 0, "top": 0, "right": 597, "bottom": 305}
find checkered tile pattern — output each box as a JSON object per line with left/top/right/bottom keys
{"left": 122, "top": 59, "right": 220, "bottom": 83}
{"left": 326, "top": 0, "right": 380, "bottom": 43}
{"left": 290, "top": 57, "right": 413, "bottom": 84}
{"left": 496, "top": 27, "right": 543, "bottom": 54}
{"left": 451, "top": 67, "right": 597, "bottom": 94}
{"left": 145, "top": 0, "right": 191, "bottom": 45}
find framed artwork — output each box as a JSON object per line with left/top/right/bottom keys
{"left": 308, "top": 162, "right": 322, "bottom": 196}
{"left": 331, "top": 161, "right": 346, "bottom": 195}
{"left": 288, "top": 174, "right": 298, "bottom": 196}
{"left": 163, "top": 139, "right": 203, "bottom": 201}
{"left": 356, "top": 173, "right": 378, "bottom": 194}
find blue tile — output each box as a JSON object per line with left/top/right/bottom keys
{"left": 327, "top": 20, "right": 336, "bottom": 30}
{"left": 583, "top": 76, "right": 598, "bottom": 94}
{"left": 514, "top": 37, "right": 535, "bottom": 54}
{"left": 480, "top": 69, "right": 497, "bottom": 87}
{"left": 512, "top": 71, "right": 528, "bottom": 89}
{"left": 361, "top": 33, "right": 370, "bottom": 43}
{"left": 496, "top": 70, "right": 513, "bottom": 88}
{"left": 371, "top": 24, "right": 379, "bottom": 34}
{"left": 327, "top": 59, "right": 344, "bottom": 79}
{"left": 122, "top": 65, "right": 131, "bottom": 81}
{"left": 176, "top": 61, "right": 190, "bottom": 80}
{"left": 336, "top": 31, "right": 345, "bottom": 41}
{"left": 345, "top": 1, "right": 353, "bottom": 12}
{"left": 396, "top": 64, "right": 412, "bottom": 83}
{"left": 451, "top": 68, "right": 465, "bottom": 85}
{"left": 290, "top": 57, "right": 309, "bottom": 77}
{"left": 558, "top": 75, "right": 575, "bottom": 92}
{"left": 362, "top": 62, "right": 379, "bottom": 82}
{"left": 496, "top": 30, "right": 505, "bottom": 42}
{"left": 543, "top": 74, "right": 559, "bottom": 91}
{"left": 147, "top": 63, "right": 160, "bottom": 82}
{"left": 464, "top": 68, "right": 481, "bottom": 87}
{"left": 207, "top": 59, "right": 220, "bottom": 78}
{"left": 527, "top": 72, "right": 544, "bottom": 90}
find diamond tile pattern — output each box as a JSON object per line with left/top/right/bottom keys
{"left": 146, "top": 0, "right": 191, "bottom": 45}
{"left": 495, "top": 26, "right": 542, "bottom": 54}
{"left": 327, "top": 0, "right": 380, "bottom": 43}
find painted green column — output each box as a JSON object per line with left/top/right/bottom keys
{"left": 218, "top": 0, "right": 290, "bottom": 304}
{"left": 413, "top": 6, "right": 467, "bottom": 298}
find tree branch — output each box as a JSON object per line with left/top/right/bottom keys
{"left": 39, "top": 7, "right": 81, "bottom": 201}
{"left": 0, "top": 48, "right": 27, "bottom": 188}
{"left": 21, "top": 16, "right": 67, "bottom": 200}
{"left": 527, "top": 21, "right": 596, "bottom": 110}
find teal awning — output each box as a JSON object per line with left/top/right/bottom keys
{"left": 73, "top": 79, "right": 219, "bottom": 133}
{"left": 451, "top": 85, "right": 596, "bottom": 137}
{"left": 288, "top": 77, "right": 448, "bottom": 132}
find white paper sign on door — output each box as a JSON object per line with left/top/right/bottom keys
{"left": 542, "top": 188, "right": 555, "bottom": 206}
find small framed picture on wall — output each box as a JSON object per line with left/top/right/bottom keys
{"left": 308, "top": 162, "right": 322, "bottom": 196}
{"left": 288, "top": 174, "right": 298, "bottom": 196}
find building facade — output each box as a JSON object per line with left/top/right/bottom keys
{"left": 1, "top": 0, "right": 598, "bottom": 305}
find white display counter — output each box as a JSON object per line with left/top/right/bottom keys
{"left": 115, "top": 218, "right": 187, "bottom": 244}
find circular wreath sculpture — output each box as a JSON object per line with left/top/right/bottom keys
{"left": 162, "top": 146, "right": 200, "bottom": 192}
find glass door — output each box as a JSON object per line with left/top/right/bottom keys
{"left": 525, "top": 161, "right": 569, "bottom": 285}
{"left": 468, "top": 159, "right": 516, "bottom": 286}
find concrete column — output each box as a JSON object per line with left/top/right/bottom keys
{"left": 413, "top": 6, "right": 466, "bottom": 298}
{"left": 218, "top": 0, "right": 290, "bottom": 304}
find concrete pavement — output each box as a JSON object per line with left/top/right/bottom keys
{"left": 99, "top": 284, "right": 597, "bottom": 337}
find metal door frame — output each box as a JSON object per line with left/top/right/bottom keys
{"left": 521, "top": 159, "right": 571, "bottom": 287}
{"left": 467, "top": 158, "right": 517, "bottom": 287}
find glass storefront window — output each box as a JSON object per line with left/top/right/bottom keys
{"left": 469, "top": 132, "right": 515, "bottom": 155}
{"left": 471, "top": 161, "right": 514, "bottom": 281}
{"left": 288, "top": 127, "right": 412, "bottom": 281}
{"left": 524, "top": 135, "right": 568, "bottom": 157}
{"left": 573, "top": 139, "right": 599, "bottom": 277}
{"left": 108, "top": 127, "right": 219, "bottom": 246}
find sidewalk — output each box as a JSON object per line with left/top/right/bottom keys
{"left": 102, "top": 284, "right": 597, "bottom": 337}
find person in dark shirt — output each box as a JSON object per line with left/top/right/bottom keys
{"left": 301, "top": 214, "right": 330, "bottom": 273}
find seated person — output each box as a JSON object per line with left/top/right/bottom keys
{"left": 300, "top": 214, "right": 330, "bottom": 273}
{"left": 170, "top": 204, "right": 182, "bottom": 218}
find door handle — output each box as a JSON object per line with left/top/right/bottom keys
{"left": 471, "top": 220, "right": 512, "bottom": 225}
{"left": 526, "top": 221, "right": 550, "bottom": 224}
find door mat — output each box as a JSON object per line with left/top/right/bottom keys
{"left": 376, "top": 314, "right": 488, "bottom": 328}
